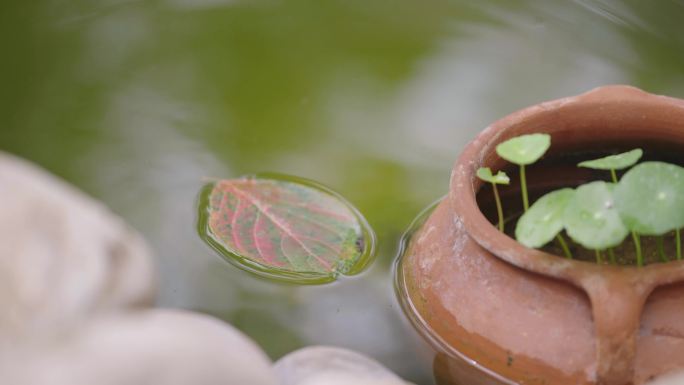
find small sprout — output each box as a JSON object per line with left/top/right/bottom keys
{"left": 477, "top": 167, "right": 510, "bottom": 232}
{"left": 563, "top": 181, "right": 629, "bottom": 251}
{"left": 496, "top": 133, "right": 551, "bottom": 211}
{"left": 578, "top": 149, "right": 643, "bottom": 171}
{"left": 614, "top": 162, "right": 684, "bottom": 235}
{"left": 476, "top": 167, "right": 510, "bottom": 185}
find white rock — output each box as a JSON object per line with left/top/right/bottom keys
{"left": 646, "top": 369, "right": 684, "bottom": 385}
{"left": 2, "top": 309, "right": 278, "bottom": 385}
{"left": 0, "top": 152, "right": 155, "bottom": 341}
{"left": 274, "top": 346, "right": 411, "bottom": 385}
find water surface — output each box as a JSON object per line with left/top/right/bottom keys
{"left": 1, "top": 1, "right": 683, "bottom": 383}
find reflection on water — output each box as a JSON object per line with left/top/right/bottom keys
{"left": 1, "top": 0, "right": 683, "bottom": 383}
{"left": 393, "top": 197, "right": 443, "bottom": 370}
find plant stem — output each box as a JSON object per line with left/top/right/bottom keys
{"left": 520, "top": 165, "right": 529, "bottom": 211}
{"left": 608, "top": 169, "right": 620, "bottom": 266}
{"left": 632, "top": 231, "right": 643, "bottom": 267}
{"left": 556, "top": 234, "right": 572, "bottom": 259}
{"left": 657, "top": 236, "right": 669, "bottom": 262}
{"left": 492, "top": 183, "right": 504, "bottom": 232}
{"left": 677, "top": 229, "right": 682, "bottom": 261}
{"left": 607, "top": 169, "right": 619, "bottom": 265}
{"left": 595, "top": 249, "right": 603, "bottom": 264}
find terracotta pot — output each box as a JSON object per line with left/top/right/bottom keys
{"left": 396, "top": 85, "right": 684, "bottom": 385}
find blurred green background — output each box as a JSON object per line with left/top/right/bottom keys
{"left": 1, "top": 0, "right": 683, "bottom": 383}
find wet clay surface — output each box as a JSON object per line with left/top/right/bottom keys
{"left": 402, "top": 200, "right": 595, "bottom": 385}
{"left": 398, "top": 86, "right": 684, "bottom": 385}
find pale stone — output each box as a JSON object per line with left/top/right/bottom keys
{"left": 2, "top": 309, "right": 278, "bottom": 385}
{"left": 0, "top": 152, "right": 155, "bottom": 342}
{"left": 274, "top": 346, "right": 412, "bottom": 385}
{"left": 646, "top": 369, "right": 684, "bottom": 385}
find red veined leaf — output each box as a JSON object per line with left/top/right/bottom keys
{"left": 197, "top": 174, "right": 376, "bottom": 284}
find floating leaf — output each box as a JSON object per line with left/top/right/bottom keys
{"left": 614, "top": 162, "right": 684, "bottom": 235}
{"left": 516, "top": 188, "right": 574, "bottom": 248}
{"left": 476, "top": 167, "right": 510, "bottom": 185}
{"left": 563, "top": 181, "right": 628, "bottom": 250}
{"left": 578, "top": 149, "right": 643, "bottom": 171}
{"left": 495, "top": 133, "right": 551, "bottom": 165}
{"left": 197, "top": 174, "right": 376, "bottom": 284}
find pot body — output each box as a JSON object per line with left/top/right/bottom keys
{"left": 396, "top": 86, "right": 684, "bottom": 385}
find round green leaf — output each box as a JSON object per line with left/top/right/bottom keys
{"left": 516, "top": 188, "right": 574, "bottom": 248}
{"left": 614, "top": 161, "right": 684, "bottom": 235}
{"left": 578, "top": 149, "right": 643, "bottom": 171}
{"left": 495, "top": 133, "right": 551, "bottom": 165}
{"left": 197, "top": 174, "right": 376, "bottom": 284}
{"left": 563, "top": 181, "right": 628, "bottom": 250}
{"left": 476, "top": 167, "right": 510, "bottom": 185}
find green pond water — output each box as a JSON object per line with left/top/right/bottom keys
{"left": 2, "top": 1, "right": 683, "bottom": 383}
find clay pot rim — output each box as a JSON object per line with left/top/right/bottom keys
{"left": 449, "top": 85, "right": 684, "bottom": 289}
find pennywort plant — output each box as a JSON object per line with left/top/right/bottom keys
{"left": 495, "top": 133, "right": 550, "bottom": 211}
{"left": 578, "top": 149, "right": 643, "bottom": 264}
{"left": 476, "top": 167, "right": 510, "bottom": 232}
{"left": 563, "top": 181, "right": 627, "bottom": 263}
{"left": 487, "top": 133, "right": 684, "bottom": 266}
{"left": 614, "top": 162, "right": 684, "bottom": 264}
{"left": 494, "top": 134, "right": 572, "bottom": 259}
{"left": 515, "top": 188, "right": 574, "bottom": 259}
{"left": 578, "top": 149, "right": 643, "bottom": 183}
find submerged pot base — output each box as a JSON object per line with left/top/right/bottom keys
{"left": 399, "top": 199, "right": 596, "bottom": 384}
